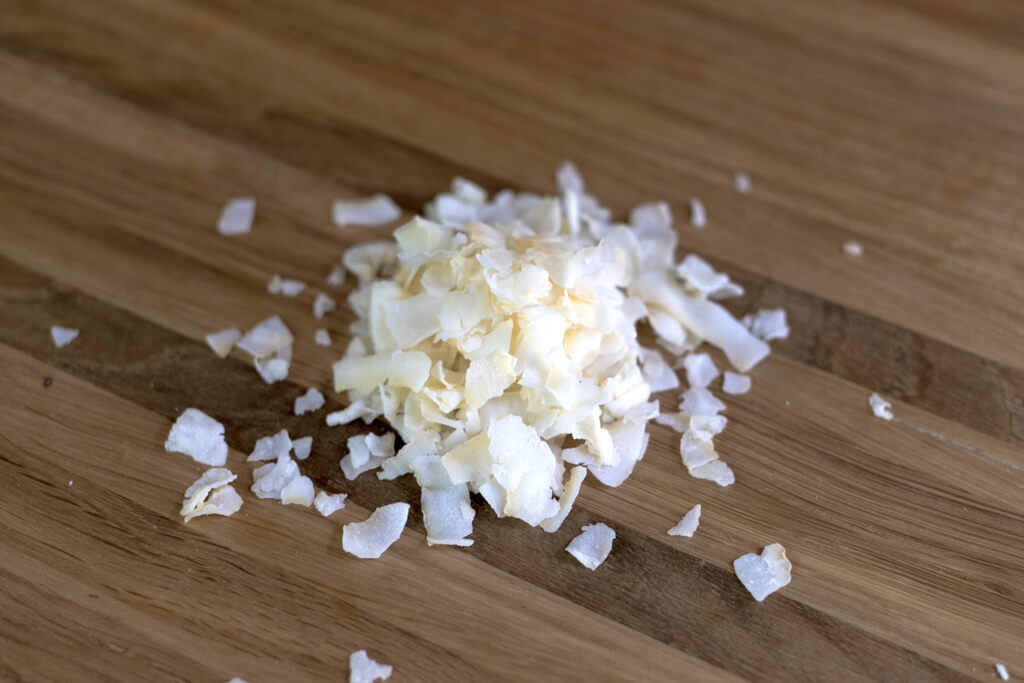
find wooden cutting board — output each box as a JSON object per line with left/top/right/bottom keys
{"left": 1, "top": 1, "right": 1021, "bottom": 681}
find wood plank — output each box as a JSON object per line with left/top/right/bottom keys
{"left": 3, "top": 0, "right": 1023, "bottom": 368}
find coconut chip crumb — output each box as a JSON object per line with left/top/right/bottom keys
{"left": 205, "top": 327, "right": 241, "bottom": 358}
{"left": 313, "top": 292, "right": 337, "bottom": 319}
{"left": 248, "top": 429, "right": 292, "bottom": 462}
{"left": 292, "top": 436, "right": 313, "bottom": 460}
{"left": 50, "top": 325, "right": 80, "bottom": 348}
{"left": 181, "top": 468, "right": 242, "bottom": 522}
{"left": 742, "top": 309, "right": 790, "bottom": 341}
{"left": 667, "top": 504, "right": 701, "bottom": 537}
{"left": 842, "top": 240, "right": 864, "bottom": 257}
{"left": 333, "top": 195, "right": 401, "bottom": 228}
{"left": 251, "top": 453, "right": 301, "bottom": 500}
{"left": 722, "top": 371, "right": 752, "bottom": 395}
{"left": 327, "top": 264, "right": 347, "bottom": 287}
{"left": 349, "top": 650, "right": 392, "bottom": 683}
{"left": 734, "top": 171, "right": 752, "bottom": 194}
{"left": 566, "top": 522, "right": 615, "bottom": 570}
{"left": 342, "top": 502, "right": 410, "bottom": 559}
{"left": 267, "top": 274, "right": 307, "bottom": 297}
{"left": 313, "top": 490, "right": 347, "bottom": 517}
{"left": 689, "top": 197, "right": 707, "bottom": 227}
{"left": 996, "top": 663, "right": 1010, "bottom": 681}
{"left": 237, "top": 315, "right": 293, "bottom": 360}
{"left": 869, "top": 392, "right": 893, "bottom": 420}
{"left": 217, "top": 198, "right": 255, "bottom": 236}
{"left": 734, "top": 542, "right": 792, "bottom": 601}
{"left": 314, "top": 328, "right": 333, "bottom": 346}
{"left": 294, "top": 387, "right": 326, "bottom": 415}
{"left": 165, "top": 408, "right": 228, "bottom": 466}
{"left": 683, "top": 353, "right": 719, "bottom": 388}
{"left": 280, "top": 475, "right": 315, "bottom": 506}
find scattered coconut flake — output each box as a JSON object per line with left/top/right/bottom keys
{"left": 280, "top": 475, "right": 315, "bottom": 506}
{"left": 734, "top": 171, "right": 752, "bottom": 194}
{"left": 540, "top": 466, "right": 587, "bottom": 532}
{"left": 349, "top": 650, "right": 392, "bottom": 683}
{"left": 683, "top": 353, "right": 719, "bottom": 388}
{"left": 327, "top": 264, "right": 347, "bottom": 286}
{"left": 566, "top": 522, "right": 615, "bottom": 570}
{"left": 679, "top": 386, "right": 726, "bottom": 417}
{"left": 292, "top": 436, "right": 313, "bottom": 460}
{"left": 226, "top": 678, "right": 250, "bottom": 683}
{"left": 237, "top": 315, "right": 293, "bottom": 359}
{"left": 164, "top": 408, "right": 228, "bottom": 466}
{"left": 842, "top": 240, "right": 864, "bottom": 257}
{"left": 251, "top": 453, "right": 301, "bottom": 500}
{"left": 326, "top": 402, "right": 376, "bottom": 426}
{"left": 675, "top": 254, "right": 744, "bottom": 299}
{"left": 742, "top": 309, "right": 789, "bottom": 341}
{"left": 341, "top": 432, "right": 396, "bottom": 480}
{"left": 314, "top": 328, "right": 333, "bottom": 346}
{"left": 50, "top": 325, "right": 79, "bottom": 348}
{"left": 734, "top": 543, "right": 792, "bottom": 601}
{"left": 342, "top": 502, "right": 410, "bottom": 559}
{"left": 181, "top": 468, "right": 239, "bottom": 522}
{"left": 667, "top": 504, "right": 701, "bottom": 537}
{"left": 267, "top": 274, "right": 306, "bottom": 297}
{"left": 217, "top": 198, "right": 255, "bottom": 236}
{"left": 869, "top": 392, "right": 894, "bottom": 420}
{"left": 205, "top": 327, "right": 241, "bottom": 358}
{"left": 248, "top": 429, "right": 292, "bottom": 462}
{"left": 294, "top": 387, "right": 326, "bottom": 416}
{"left": 690, "top": 459, "right": 735, "bottom": 486}
{"left": 722, "top": 371, "right": 751, "bottom": 395}
{"left": 689, "top": 197, "right": 706, "bottom": 227}
{"left": 313, "top": 292, "right": 337, "bottom": 319}
{"left": 422, "top": 483, "right": 476, "bottom": 546}
{"left": 333, "top": 195, "right": 401, "bottom": 228}
{"left": 314, "top": 490, "right": 347, "bottom": 517}
{"left": 996, "top": 663, "right": 1010, "bottom": 681}
{"left": 254, "top": 352, "right": 290, "bottom": 384}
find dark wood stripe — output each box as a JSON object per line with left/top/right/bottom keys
{"left": 0, "top": 256, "right": 965, "bottom": 681}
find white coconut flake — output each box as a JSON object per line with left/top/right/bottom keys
{"left": 292, "top": 436, "right": 313, "bottom": 460}
{"left": 675, "top": 254, "right": 744, "bottom": 299}
{"left": 690, "top": 459, "right": 735, "bottom": 486}
{"left": 566, "top": 522, "right": 615, "bottom": 570}
{"left": 327, "top": 264, "right": 347, "bottom": 286}
{"left": 689, "top": 197, "right": 706, "bottom": 227}
{"left": 254, "top": 352, "right": 290, "bottom": 384}
{"left": 342, "top": 502, "right": 410, "bottom": 559}
{"left": 313, "top": 292, "right": 337, "bottom": 319}
{"left": 50, "top": 325, "right": 79, "bottom": 348}
{"left": 251, "top": 453, "right": 301, "bottom": 500}
{"left": 313, "top": 490, "right": 347, "bottom": 517}
{"left": 314, "top": 328, "right": 333, "bottom": 346}
{"left": 280, "top": 475, "right": 315, "bottom": 506}
{"left": 217, "top": 198, "right": 255, "bottom": 236}
{"left": 869, "top": 392, "right": 894, "bottom": 420}
{"left": 165, "top": 408, "right": 228, "bottom": 466}
{"left": 205, "top": 328, "right": 241, "bottom": 358}
{"left": 184, "top": 485, "right": 242, "bottom": 523}
{"left": 237, "top": 315, "right": 293, "bottom": 359}
{"left": 842, "top": 240, "right": 864, "bottom": 257}
{"left": 422, "top": 483, "right": 476, "bottom": 546}
{"left": 349, "top": 650, "right": 392, "bottom": 683}
{"left": 341, "top": 432, "right": 396, "bottom": 480}
{"left": 333, "top": 195, "right": 401, "bottom": 228}
{"left": 226, "top": 678, "right": 250, "bottom": 683}
{"left": 180, "top": 467, "right": 238, "bottom": 521}
{"left": 742, "top": 309, "right": 790, "bottom": 341}
{"left": 683, "top": 353, "right": 719, "bottom": 388}
{"left": 667, "top": 504, "right": 701, "bottom": 537}
{"left": 734, "top": 171, "right": 752, "bottom": 194}
{"left": 294, "top": 387, "right": 326, "bottom": 416}
{"left": 722, "top": 371, "right": 752, "bottom": 395}
{"left": 734, "top": 542, "right": 792, "bottom": 601}
{"left": 996, "top": 663, "right": 1010, "bottom": 681}
{"left": 679, "top": 386, "right": 727, "bottom": 417}
{"left": 267, "top": 274, "right": 306, "bottom": 297}
{"left": 248, "top": 429, "right": 292, "bottom": 462}
{"left": 326, "top": 402, "right": 376, "bottom": 427}
{"left": 540, "top": 466, "right": 587, "bottom": 532}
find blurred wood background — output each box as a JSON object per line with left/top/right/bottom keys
{"left": 0, "top": 1, "right": 1021, "bottom": 681}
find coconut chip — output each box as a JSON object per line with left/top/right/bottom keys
{"left": 326, "top": 402, "right": 376, "bottom": 427}
{"left": 50, "top": 325, "right": 79, "bottom": 348}
{"left": 254, "top": 351, "right": 291, "bottom": 384}
{"left": 281, "top": 475, "right": 315, "bottom": 506}
{"left": 342, "top": 502, "right": 410, "bottom": 559}
{"left": 314, "top": 328, "right": 333, "bottom": 346}
{"left": 251, "top": 453, "right": 301, "bottom": 500}
{"left": 206, "top": 328, "right": 241, "bottom": 358}
{"left": 341, "top": 432, "right": 396, "bottom": 480}
{"left": 996, "top": 663, "right": 1010, "bottom": 681}
{"left": 422, "top": 483, "right": 476, "bottom": 546}
{"left": 333, "top": 195, "right": 401, "bottom": 228}
{"left": 734, "top": 171, "right": 752, "bottom": 194}
{"left": 842, "top": 240, "right": 864, "bottom": 257}
{"left": 267, "top": 274, "right": 307, "bottom": 297}
{"left": 566, "top": 522, "right": 615, "bottom": 570}
{"left": 181, "top": 468, "right": 241, "bottom": 522}
{"left": 313, "top": 490, "right": 347, "bottom": 517}
{"left": 734, "top": 542, "right": 792, "bottom": 601}
{"left": 327, "top": 264, "right": 347, "bottom": 287}
{"left": 540, "top": 466, "right": 587, "bottom": 532}
{"left": 722, "top": 371, "right": 752, "bottom": 395}
{"left": 683, "top": 353, "right": 719, "bottom": 388}
{"left": 869, "top": 392, "right": 894, "bottom": 420}
{"left": 689, "top": 197, "right": 706, "bottom": 227}
{"left": 313, "top": 293, "right": 337, "bottom": 319}
{"left": 292, "top": 436, "right": 313, "bottom": 460}
{"left": 165, "top": 408, "right": 228, "bottom": 466}
{"left": 349, "top": 650, "right": 392, "bottom": 683}
{"left": 667, "top": 504, "right": 701, "bottom": 537}
{"left": 742, "top": 309, "right": 790, "bottom": 341}
{"left": 248, "top": 429, "right": 292, "bottom": 462}
{"left": 217, "top": 198, "right": 255, "bottom": 236}
{"left": 294, "top": 387, "right": 326, "bottom": 416}
{"left": 237, "top": 315, "right": 293, "bottom": 359}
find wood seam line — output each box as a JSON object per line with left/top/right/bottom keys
{"left": 0, "top": 255, "right": 966, "bottom": 681}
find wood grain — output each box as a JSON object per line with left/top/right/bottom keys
{"left": 0, "top": 1, "right": 1022, "bottom": 681}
